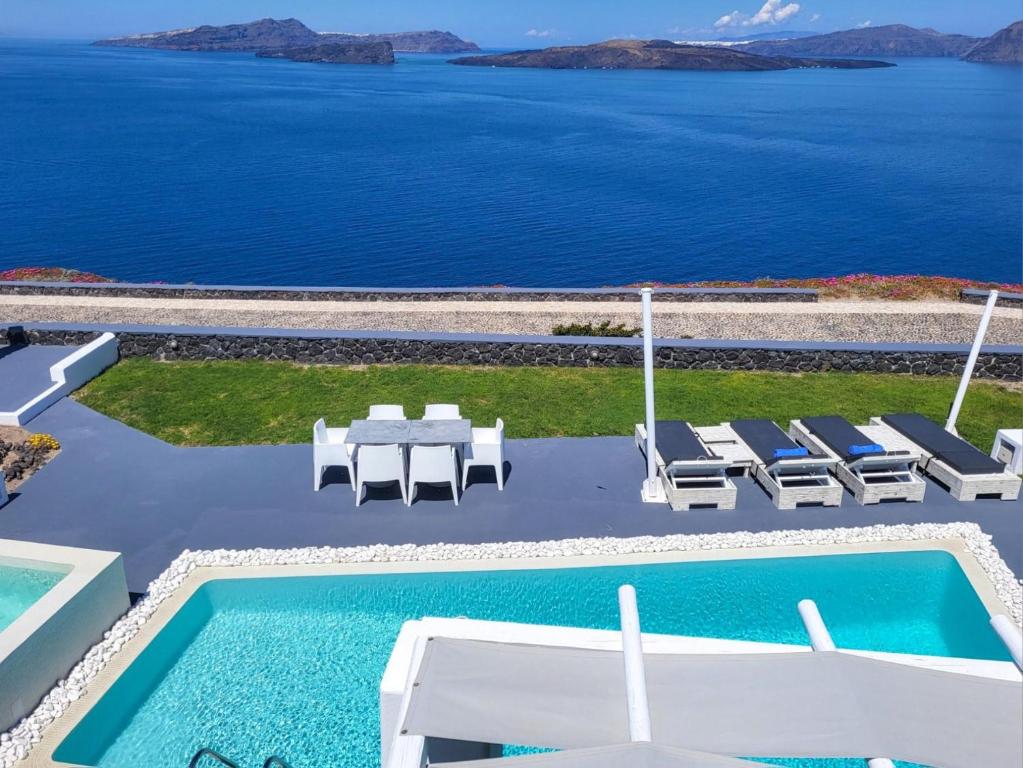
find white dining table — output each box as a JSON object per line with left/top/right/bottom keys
{"left": 346, "top": 419, "right": 472, "bottom": 446}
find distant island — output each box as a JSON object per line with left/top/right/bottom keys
{"left": 451, "top": 39, "right": 894, "bottom": 72}
{"left": 962, "top": 21, "right": 1023, "bottom": 64}
{"left": 742, "top": 24, "right": 980, "bottom": 58}
{"left": 94, "top": 17, "right": 479, "bottom": 64}
{"left": 256, "top": 42, "right": 395, "bottom": 66}
{"left": 740, "top": 22, "right": 1022, "bottom": 63}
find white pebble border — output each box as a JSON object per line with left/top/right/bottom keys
{"left": 2, "top": 521, "right": 1020, "bottom": 766}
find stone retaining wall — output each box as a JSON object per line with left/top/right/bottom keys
{"left": 3, "top": 324, "right": 1020, "bottom": 380}
{"left": 0, "top": 281, "right": 817, "bottom": 303}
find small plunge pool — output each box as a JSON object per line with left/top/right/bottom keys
{"left": 0, "top": 563, "right": 66, "bottom": 633}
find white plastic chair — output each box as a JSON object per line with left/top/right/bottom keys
{"left": 408, "top": 444, "right": 460, "bottom": 506}
{"left": 354, "top": 444, "right": 408, "bottom": 506}
{"left": 313, "top": 419, "right": 355, "bottom": 492}
{"left": 461, "top": 418, "right": 506, "bottom": 491}
{"left": 423, "top": 403, "right": 461, "bottom": 420}
{"left": 368, "top": 404, "right": 406, "bottom": 420}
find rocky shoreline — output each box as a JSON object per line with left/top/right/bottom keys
{"left": 5, "top": 269, "right": 1018, "bottom": 302}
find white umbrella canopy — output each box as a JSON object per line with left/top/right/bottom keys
{"left": 402, "top": 636, "right": 1022, "bottom": 768}
{"left": 434, "top": 742, "right": 778, "bottom": 768}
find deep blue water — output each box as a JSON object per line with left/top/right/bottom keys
{"left": 1, "top": 40, "right": 1021, "bottom": 286}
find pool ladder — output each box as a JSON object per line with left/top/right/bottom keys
{"left": 188, "top": 749, "right": 293, "bottom": 768}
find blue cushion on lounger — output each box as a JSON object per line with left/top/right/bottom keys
{"left": 849, "top": 444, "right": 885, "bottom": 456}
{"left": 773, "top": 447, "right": 810, "bottom": 458}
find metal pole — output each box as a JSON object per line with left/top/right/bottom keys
{"left": 797, "top": 599, "right": 836, "bottom": 651}
{"left": 990, "top": 615, "right": 1023, "bottom": 671}
{"left": 618, "top": 585, "right": 652, "bottom": 742}
{"left": 640, "top": 288, "right": 665, "bottom": 503}
{"left": 946, "top": 290, "right": 999, "bottom": 434}
{"left": 798, "top": 600, "right": 894, "bottom": 768}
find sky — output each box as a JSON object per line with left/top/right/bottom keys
{"left": 2, "top": 1, "right": 1020, "bottom": 45}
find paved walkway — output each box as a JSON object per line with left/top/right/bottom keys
{"left": 0, "top": 344, "right": 78, "bottom": 412}
{"left": 2, "top": 295, "right": 1020, "bottom": 343}
{"left": 1, "top": 398, "right": 1019, "bottom": 593}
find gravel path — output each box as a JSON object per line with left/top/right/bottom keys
{"left": 1, "top": 295, "right": 1020, "bottom": 344}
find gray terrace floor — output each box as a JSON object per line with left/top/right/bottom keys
{"left": 1, "top": 398, "right": 1020, "bottom": 593}
{"left": 0, "top": 344, "right": 77, "bottom": 411}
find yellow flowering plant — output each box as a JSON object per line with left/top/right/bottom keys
{"left": 26, "top": 433, "right": 60, "bottom": 451}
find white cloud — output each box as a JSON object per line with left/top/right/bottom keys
{"left": 855, "top": 20, "right": 873, "bottom": 28}
{"left": 715, "top": 2, "right": 802, "bottom": 29}
{"left": 715, "top": 11, "right": 747, "bottom": 29}
{"left": 750, "top": 0, "right": 801, "bottom": 25}
{"left": 525, "top": 29, "right": 555, "bottom": 38}
{"left": 810, "top": 13, "right": 822, "bottom": 23}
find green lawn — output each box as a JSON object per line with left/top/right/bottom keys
{"left": 73, "top": 358, "right": 1022, "bottom": 451}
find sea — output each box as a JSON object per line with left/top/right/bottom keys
{"left": 1, "top": 39, "right": 1020, "bottom": 287}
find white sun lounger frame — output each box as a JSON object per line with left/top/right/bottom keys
{"left": 865, "top": 418, "right": 1021, "bottom": 502}
{"left": 721, "top": 422, "right": 843, "bottom": 510}
{"left": 634, "top": 424, "right": 737, "bottom": 511}
{"left": 788, "top": 420, "right": 926, "bottom": 506}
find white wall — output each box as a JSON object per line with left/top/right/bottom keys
{"left": 0, "top": 333, "right": 118, "bottom": 426}
{"left": 0, "top": 540, "right": 130, "bottom": 732}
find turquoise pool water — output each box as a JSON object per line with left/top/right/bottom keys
{"left": 55, "top": 551, "right": 1007, "bottom": 768}
{"left": 0, "top": 563, "right": 65, "bottom": 633}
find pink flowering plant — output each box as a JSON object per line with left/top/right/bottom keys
{"left": 0, "top": 267, "right": 113, "bottom": 283}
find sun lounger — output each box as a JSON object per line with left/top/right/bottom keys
{"left": 634, "top": 421, "right": 737, "bottom": 510}
{"left": 789, "top": 416, "right": 926, "bottom": 505}
{"left": 724, "top": 419, "right": 842, "bottom": 509}
{"left": 867, "top": 413, "right": 1021, "bottom": 502}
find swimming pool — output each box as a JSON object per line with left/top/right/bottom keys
{"left": 0, "top": 564, "right": 65, "bottom": 633}
{"left": 54, "top": 550, "right": 1008, "bottom": 768}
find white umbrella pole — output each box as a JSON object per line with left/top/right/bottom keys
{"left": 990, "top": 615, "right": 1023, "bottom": 671}
{"left": 640, "top": 288, "right": 665, "bottom": 503}
{"left": 797, "top": 599, "right": 836, "bottom": 651}
{"left": 618, "top": 585, "right": 652, "bottom": 742}
{"left": 946, "top": 290, "right": 999, "bottom": 435}
{"left": 798, "top": 600, "right": 895, "bottom": 768}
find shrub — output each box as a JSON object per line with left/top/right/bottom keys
{"left": 552, "top": 320, "right": 641, "bottom": 337}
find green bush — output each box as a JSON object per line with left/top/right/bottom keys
{"left": 551, "top": 320, "right": 641, "bottom": 337}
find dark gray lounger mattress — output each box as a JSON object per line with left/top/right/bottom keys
{"left": 655, "top": 421, "right": 714, "bottom": 464}
{"left": 802, "top": 416, "right": 887, "bottom": 464}
{"left": 730, "top": 419, "right": 824, "bottom": 466}
{"left": 881, "top": 413, "right": 1004, "bottom": 476}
